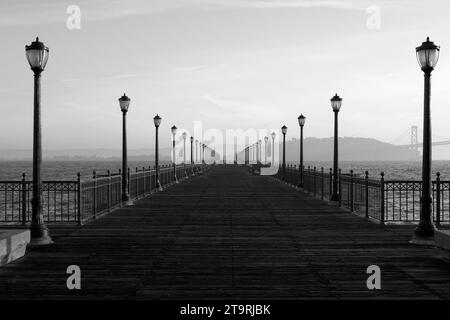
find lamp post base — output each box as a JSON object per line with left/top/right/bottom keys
{"left": 122, "top": 194, "right": 133, "bottom": 206}
{"left": 410, "top": 224, "right": 436, "bottom": 245}
{"left": 329, "top": 194, "right": 339, "bottom": 206}
{"left": 29, "top": 225, "right": 53, "bottom": 246}
{"left": 156, "top": 180, "right": 163, "bottom": 192}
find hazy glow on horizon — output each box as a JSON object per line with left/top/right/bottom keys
{"left": 1, "top": 0, "right": 450, "bottom": 158}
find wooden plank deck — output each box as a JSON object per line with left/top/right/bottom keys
{"left": 0, "top": 165, "right": 449, "bottom": 299}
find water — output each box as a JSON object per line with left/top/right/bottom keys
{"left": 292, "top": 160, "right": 450, "bottom": 181}
{"left": 0, "top": 161, "right": 170, "bottom": 181}
{"left": 1, "top": 160, "right": 450, "bottom": 181}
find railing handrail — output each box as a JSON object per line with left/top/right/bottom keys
{"left": 274, "top": 164, "right": 450, "bottom": 225}
{"left": 1, "top": 163, "right": 210, "bottom": 225}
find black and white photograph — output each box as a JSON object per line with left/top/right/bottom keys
{"left": 0, "top": 0, "right": 450, "bottom": 314}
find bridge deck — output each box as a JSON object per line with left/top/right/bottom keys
{"left": 1, "top": 165, "right": 449, "bottom": 299}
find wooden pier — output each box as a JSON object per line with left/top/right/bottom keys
{"left": 0, "top": 165, "right": 449, "bottom": 299}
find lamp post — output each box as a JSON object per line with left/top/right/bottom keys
{"left": 26, "top": 37, "right": 52, "bottom": 245}
{"left": 171, "top": 125, "right": 178, "bottom": 183}
{"left": 330, "top": 93, "right": 342, "bottom": 202}
{"left": 413, "top": 37, "right": 440, "bottom": 243}
{"left": 234, "top": 136, "right": 238, "bottom": 165}
{"left": 252, "top": 144, "right": 256, "bottom": 163}
{"left": 153, "top": 114, "right": 162, "bottom": 191}
{"left": 264, "top": 136, "right": 268, "bottom": 165}
{"left": 281, "top": 126, "right": 287, "bottom": 180}
{"left": 194, "top": 139, "right": 198, "bottom": 163}
{"left": 246, "top": 146, "right": 249, "bottom": 165}
{"left": 298, "top": 114, "right": 306, "bottom": 188}
{"left": 119, "top": 93, "right": 132, "bottom": 205}
{"left": 190, "top": 136, "right": 195, "bottom": 176}
{"left": 258, "top": 140, "right": 262, "bottom": 164}
{"left": 201, "top": 143, "right": 204, "bottom": 164}
{"left": 203, "top": 144, "right": 206, "bottom": 164}
{"left": 182, "top": 132, "right": 188, "bottom": 178}
{"left": 271, "top": 132, "right": 276, "bottom": 166}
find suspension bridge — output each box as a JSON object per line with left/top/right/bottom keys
{"left": 392, "top": 125, "right": 450, "bottom": 150}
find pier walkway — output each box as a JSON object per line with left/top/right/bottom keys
{"left": 0, "top": 165, "right": 449, "bottom": 299}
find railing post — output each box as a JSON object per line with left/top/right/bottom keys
{"left": 313, "top": 167, "right": 317, "bottom": 197}
{"left": 365, "top": 171, "right": 369, "bottom": 219}
{"left": 127, "top": 167, "right": 131, "bottom": 198}
{"left": 380, "top": 172, "right": 385, "bottom": 225}
{"left": 338, "top": 169, "right": 342, "bottom": 207}
{"left": 93, "top": 171, "right": 97, "bottom": 219}
{"left": 21, "top": 173, "right": 27, "bottom": 226}
{"left": 77, "top": 172, "right": 82, "bottom": 226}
{"left": 107, "top": 170, "right": 112, "bottom": 212}
{"left": 118, "top": 168, "right": 122, "bottom": 205}
{"left": 328, "top": 168, "right": 333, "bottom": 199}
{"left": 350, "top": 170, "right": 354, "bottom": 212}
{"left": 136, "top": 167, "right": 139, "bottom": 197}
{"left": 307, "top": 166, "right": 310, "bottom": 192}
{"left": 321, "top": 167, "right": 324, "bottom": 200}
{"left": 436, "top": 172, "right": 441, "bottom": 227}
{"left": 142, "top": 167, "right": 152, "bottom": 194}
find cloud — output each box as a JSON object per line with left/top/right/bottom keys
{"left": 0, "top": 0, "right": 406, "bottom": 27}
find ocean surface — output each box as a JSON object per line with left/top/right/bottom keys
{"left": 0, "top": 161, "right": 167, "bottom": 181}
{"left": 1, "top": 160, "right": 450, "bottom": 181}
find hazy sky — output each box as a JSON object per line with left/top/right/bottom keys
{"left": 1, "top": 0, "right": 450, "bottom": 154}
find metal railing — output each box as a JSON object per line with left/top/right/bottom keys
{"left": 272, "top": 164, "right": 449, "bottom": 225}
{"left": 0, "top": 163, "right": 207, "bottom": 225}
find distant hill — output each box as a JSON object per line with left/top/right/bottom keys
{"left": 280, "top": 137, "right": 420, "bottom": 162}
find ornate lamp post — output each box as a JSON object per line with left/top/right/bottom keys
{"left": 182, "top": 132, "right": 188, "bottom": 178}
{"left": 153, "top": 114, "right": 163, "bottom": 191}
{"left": 298, "top": 114, "right": 306, "bottom": 188}
{"left": 330, "top": 93, "right": 342, "bottom": 202}
{"left": 26, "top": 37, "right": 52, "bottom": 245}
{"left": 246, "top": 146, "right": 249, "bottom": 165}
{"left": 202, "top": 144, "right": 206, "bottom": 164}
{"left": 413, "top": 37, "right": 440, "bottom": 243}
{"left": 190, "top": 136, "right": 195, "bottom": 175}
{"left": 271, "top": 132, "right": 276, "bottom": 165}
{"left": 195, "top": 139, "right": 199, "bottom": 163}
{"left": 264, "top": 136, "right": 268, "bottom": 165}
{"left": 253, "top": 143, "right": 255, "bottom": 163}
{"left": 119, "top": 93, "right": 133, "bottom": 205}
{"left": 281, "top": 125, "right": 287, "bottom": 180}
{"left": 171, "top": 125, "right": 179, "bottom": 183}
{"left": 258, "top": 140, "right": 262, "bottom": 163}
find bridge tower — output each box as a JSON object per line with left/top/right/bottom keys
{"left": 411, "top": 125, "right": 418, "bottom": 151}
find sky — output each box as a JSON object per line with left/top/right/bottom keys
{"left": 1, "top": 0, "right": 450, "bottom": 157}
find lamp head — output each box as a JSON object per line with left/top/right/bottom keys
{"left": 153, "top": 114, "right": 162, "bottom": 127}
{"left": 171, "top": 125, "right": 177, "bottom": 136}
{"left": 118, "top": 93, "right": 131, "bottom": 112}
{"left": 330, "top": 93, "right": 342, "bottom": 112}
{"left": 416, "top": 37, "right": 440, "bottom": 73}
{"left": 298, "top": 114, "right": 306, "bottom": 127}
{"left": 26, "top": 37, "right": 49, "bottom": 73}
